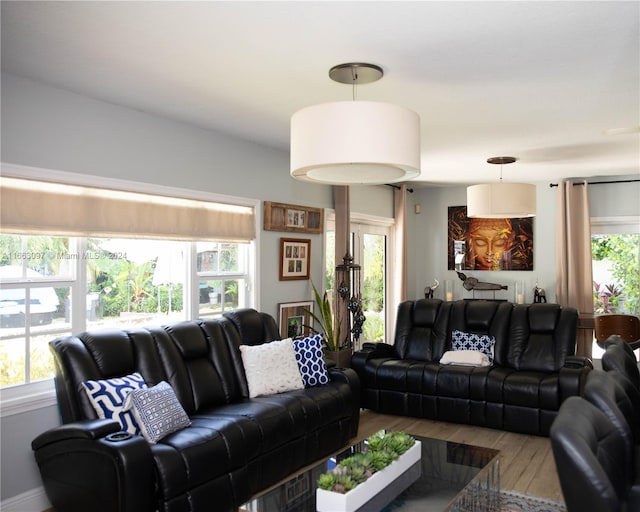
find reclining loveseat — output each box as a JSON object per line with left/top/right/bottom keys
{"left": 31, "top": 309, "right": 360, "bottom": 512}
{"left": 352, "top": 299, "right": 591, "bottom": 436}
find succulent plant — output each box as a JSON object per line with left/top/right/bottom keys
{"left": 317, "top": 431, "right": 416, "bottom": 494}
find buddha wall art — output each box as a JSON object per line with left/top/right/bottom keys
{"left": 448, "top": 206, "right": 534, "bottom": 271}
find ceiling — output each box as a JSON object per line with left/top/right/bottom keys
{"left": 2, "top": 1, "right": 639, "bottom": 187}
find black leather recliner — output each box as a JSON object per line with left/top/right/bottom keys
{"left": 583, "top": 370, "right": 639, "bottom": 453}
{"left": 32, "top": 309, "right": 360, "bottom": 512}
{"left": 602, "top": 338, "right": 640, "bottom": 389}
{"left": 550, "top": 396, "right": 640, "bottom": 512}
{"left": 352, "top": 299, "right": 591, "bottom": 435}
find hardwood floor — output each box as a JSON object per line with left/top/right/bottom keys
{"left": 356, "top": 410, "right": 565, "bottom": 504}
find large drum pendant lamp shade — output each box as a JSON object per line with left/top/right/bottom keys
{"left": 467, "top": 183, "right": 537, "bottom": 218}
{"left": 290, "top": 63, "right": 421, "bottom": 185}
{"left": 290, "top": 101, "right": 421, "bottom": 185}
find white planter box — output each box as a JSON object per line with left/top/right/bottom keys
{"left": 316, "top": 440, "right": 422, "bottom": 512}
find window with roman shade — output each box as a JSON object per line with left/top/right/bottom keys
{"left": 0, "top": 176, "right": 255, "bottom": 242}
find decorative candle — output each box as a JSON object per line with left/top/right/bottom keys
{"left": 445, "top": 279, "right": 453, "bottom": 301}
{"left": 515, "top": 281, "right": 525, "bottom": 304}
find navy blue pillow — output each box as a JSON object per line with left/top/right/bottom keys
{"left": 452, "top": 330, "right": 496, "bottom": 364}
{"left": 82, "top": 372, "right": 147, "bottom": 434}
{"left": 293, "top": 334, "right": 330, "bottom": 387}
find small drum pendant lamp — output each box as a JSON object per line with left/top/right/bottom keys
{"left": 467, "top": 157, "right": 536, "bottom": 218}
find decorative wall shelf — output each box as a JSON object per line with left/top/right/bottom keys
{"left": 263, "top": 201, "right": 324, "bottom": 234}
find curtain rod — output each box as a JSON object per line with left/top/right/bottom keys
{"left": 549, "top": 179, "right": 640, "bottom": 188}
{"left": 386, "top": 184, "right": 414, "bottom": 193}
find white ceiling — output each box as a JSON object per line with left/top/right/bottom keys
{"left": 2, "top": 1, "right": 639, "bottom": 187}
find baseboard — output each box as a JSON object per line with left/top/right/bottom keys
{"left": 1, "top": 486, "right": 51, "bottom": 512}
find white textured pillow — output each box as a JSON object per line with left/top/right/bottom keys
{"left": 440, "top": 350, "right": 490, "bottom": 367}
{"left": 240, "top": 338, "right": 304, "bottom": 398}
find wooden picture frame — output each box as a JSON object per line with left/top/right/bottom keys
{"left": 264, "top": 201, "right": 324, "bottom": 234}
{"left": 278, "top": 301, "right": 314, "bottom": 339}
{"left": 279, "top": 238, "right": 311, "bottom": 280}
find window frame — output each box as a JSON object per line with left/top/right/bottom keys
{"left": 590, "top": 215, "right": 640, "bottom": 359}
{"left": 0, "top": 163, "right": 260, "bottom": 414}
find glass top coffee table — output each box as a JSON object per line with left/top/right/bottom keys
{"left": 241, "top": 434, "right": 500, "bottom": 512}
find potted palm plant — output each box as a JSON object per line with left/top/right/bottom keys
{"left": 307, "top": 281, "right": 352, "bottom": 367}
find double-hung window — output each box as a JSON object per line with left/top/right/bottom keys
{"left": 0, "top": 169, "right": 257, "bottom": 396}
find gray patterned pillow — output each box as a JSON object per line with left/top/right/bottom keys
{"left": 123, "top": 381, "right": 191, "bottom": 443}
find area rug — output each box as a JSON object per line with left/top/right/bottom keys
{"left": 497, "top": 490, "right": 566, "bottom": 512}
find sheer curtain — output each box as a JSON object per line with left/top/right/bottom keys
{"left": 555, "top": 180, "right": 594, "bottom": 358}
{"left": 393, "top": 184, "right": 408, "bottom": 305}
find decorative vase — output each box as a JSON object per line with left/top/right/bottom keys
{"left": 325, "top": 349, "right": 352, "bottom": 368}
{"left": 316, "top": 441, "right": 422, "bottom": 512}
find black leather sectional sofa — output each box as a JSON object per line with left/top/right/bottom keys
{"left": 352, "top": 299, "right": 591, "bottom": 436}
{"left": 31, "top": 309, "right": 360, "bottom": 512}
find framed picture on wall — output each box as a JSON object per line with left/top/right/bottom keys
{"left": 278, "top": 301, "right": 314, "bottom": 339}
{"left": 279, "top": 237, "right": 311, "bottom": 280}
{"left": 447, "top": 206, "right": 534, "bottom": 271}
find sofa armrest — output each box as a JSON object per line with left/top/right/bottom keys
{"left": 564, "top": 355, "right": 594, "bottom": 369}
{"left": 351, "top": 342, "right": 398, "bottom": 372}
{"left": 559, "top": 365, "right": 593, "bottom": 402}
{"left": 328, "top": 366, "right": 360, "bottom": 391}
{"left": 328, "top": 367, "right": 361, "bottom": 437}
{"left": 32, "top": 420, "right": 155, "bottom": 512}
{"left": 32, "top": 419, "right": 121, "bottom": 449}
{"left": 361, "top": 342, "right": 398, "bottom": 356}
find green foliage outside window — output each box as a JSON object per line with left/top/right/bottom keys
{"left": 592, "top": 234, "right": 639, "bottom": 315}
{"left": 1, "top": 236, "right": 246, "bottom": 387}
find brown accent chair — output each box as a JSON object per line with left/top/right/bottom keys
{"left": 595, "top": 314, "right": 640, "bottom": 353}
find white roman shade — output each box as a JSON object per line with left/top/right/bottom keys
{"left": 0, "top": 177, "right": 256, "bottom": 242}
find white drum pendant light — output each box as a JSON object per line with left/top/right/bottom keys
{"left": 290, "top": 63, "right": 421, "bottom": 185}
{"left": 467, "top": 157, "right": 536, "bottom": 218}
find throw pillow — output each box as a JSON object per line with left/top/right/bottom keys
{"left": 452, "top": 330, "right": 496, "bottom": 364}
{"left": 123, "top": 381, "right": 191, "bottom": 444}
{"left": 440, "top": 350, "right": 490, "bottom": 367}
{"left": 293, "top": 333, "right": 330, "bottom": 388}
{"left": 81, "top": 372, "right": 147, "bottom": 435}
{"left": 240, "top": 338, "right": 305, "bottom": 398}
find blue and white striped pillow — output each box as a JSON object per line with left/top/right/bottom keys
{"left": 82, "top": 372, "right": 147, "bottom": 435}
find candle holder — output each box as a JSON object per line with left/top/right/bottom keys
{"left": 515, "top": 280, "right": 526, "bottom": 304}
{"left": 445, "top": 279, "right": 454, "bottom": 302}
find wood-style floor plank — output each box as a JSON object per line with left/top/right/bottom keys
{"left": 357, "top": 410, "right": 565, "bottom": 504}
